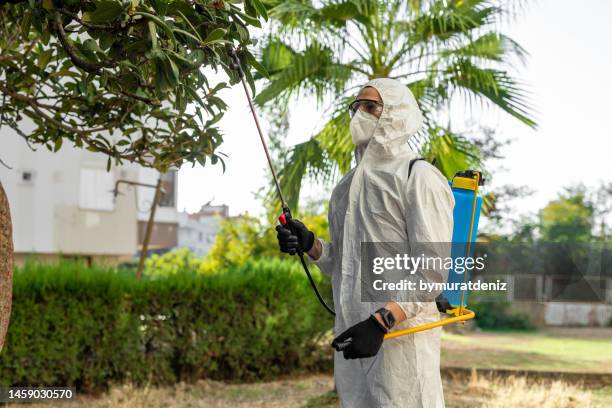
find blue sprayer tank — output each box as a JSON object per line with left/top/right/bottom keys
{"left": 440, "top": 171, "right": 483, "bottom": 309}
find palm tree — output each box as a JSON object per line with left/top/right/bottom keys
{"left": 255, "top": 0, "right": 536, "bottom": 210}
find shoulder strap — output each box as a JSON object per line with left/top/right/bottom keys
{"left": 408, "top": 158, "right": 426, "bottom": 179}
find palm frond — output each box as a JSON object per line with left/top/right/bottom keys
{"left": 266, "top": 1, "right": 319, "bottom": 28}
{"left": 444, "top": 58, "right": 536, "bottom": 128}
{"left": 268, "top": 0, "right": 376, "bottom": 32}
{"left": 441, "top": 32, "right": 527, "bottom": 64}
{"left": 408, "top": 76, "right": 449, "bottom": 114}
{"left": 258, "top": 0, "right": 537, "bottom": 208}
{"left": 404, "top": 0, "right": 499, "bottom": 45}
{"left": 271, "top": 100, "right": 354, "bottom": 211}
{"left": 276, "top": 138, "right": 334, "bottom": 211}
{"left": 421, "top": 127, "right": 482, "bottom": 179}
{"left": 313, "top": 100, "right": 354, "bottom": 175}
{"left": 259, "top": 39, "right": 296, "bottom": 76}
{"left": 255, "top": 42, "right": 354, "bottom": 106}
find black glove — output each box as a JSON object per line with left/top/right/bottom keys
{"left": 275, "top": 218, "right": 315, "bottom": 255}
{"left": 331, "top": 315, "right": 387, "bottom": 359}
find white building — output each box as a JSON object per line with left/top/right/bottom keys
{"left": 1, "top": 126, "right": 179, "bottom": 265}
{"left": 177, "top": 204, "right": 228, "bottom": 257}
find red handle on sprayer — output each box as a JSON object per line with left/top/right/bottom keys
{"left": 278, "top": 206, "right": 292, "bottom": 226}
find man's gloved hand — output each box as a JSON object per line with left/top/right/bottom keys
{"left": 275, "top": 219, "right": 315, "bottom": 255}
{"left": 331, "top": 315, "right": 387, "bottom": 359}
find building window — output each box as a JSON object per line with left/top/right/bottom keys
{"left": 79, "top": 168, "right": 115, "bottom": 211}
{"left": 159, "top": 170, "right": 176, "bottom": 208}
{"left": 549, "top": 276, "right": 605, "bottom": 302}
{"left": 18, "top": 169, "right": 35, "bottom": 185}
{"left": 513, "top": 276, "right": 538, "bottom": 301}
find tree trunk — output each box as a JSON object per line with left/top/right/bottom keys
{"left": 0, "top": 180, "right": 13, "bottom": 352}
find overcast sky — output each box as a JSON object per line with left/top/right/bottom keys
{"left": 178, "top": 0, "right": 612, "bottom": 221}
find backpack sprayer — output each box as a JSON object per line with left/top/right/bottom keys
{"left": 381, "top": 170, "right": 483, "bottom": 341}
{"left": 228, "top": 47, "right": 481, "bottom": 340}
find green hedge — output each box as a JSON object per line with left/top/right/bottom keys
{"left": 470, "top": 291, "right": 534, "bottom": 331}
{"left": 0, "top": 259, "right": 333, "bottom": 390}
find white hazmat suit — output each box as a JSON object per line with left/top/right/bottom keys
{"left": 313, "top": 78, "right": 455, "bottom": 407}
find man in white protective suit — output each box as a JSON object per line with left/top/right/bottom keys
{"left": 276, "top": 78, "right": 454, "bottom": 407}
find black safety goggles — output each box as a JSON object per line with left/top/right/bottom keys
{"left": 348, "top": 99, "right": 384, "bottom": 118}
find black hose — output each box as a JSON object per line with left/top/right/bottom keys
{"left": 298, "top": 252, "right": 336, "bottom": 316}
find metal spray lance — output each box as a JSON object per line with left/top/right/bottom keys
{"left": 228, "top": 47, "right": 335, "bottom": 316}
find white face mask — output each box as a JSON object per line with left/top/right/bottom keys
{"left": 350, "top": 109, "right": 379, "bottom": 146}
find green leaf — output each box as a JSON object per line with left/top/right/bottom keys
{"left": 172, "top": 28, "right": 202, "bottom": 45}
{"left": 20, "top": 13, "right": 32, "bottom": 39}
{"left": 251, "top": 0, "right": 268, "bottom": 21}
{"left": 150, "top": 0, "right": 169, "bottom": 16}
{"left": 235, "top": 24, "right": 249, "bottom": 42}
{"left": 166, "top": 49, "right": 194, "bottom": 68}
{"left": 184, "top": 86, "right": 206, "bottom": 110}
{"left": 235, "top": 10, "right": 262, "bottom": 28}
{"left": 175, "top": 10, "right": 203, "bottom": 42}
{"left": 53, "top": 138, "right": 63, "bottom": 152}
{"left": 83, "top": 0, "right": 125, "bottom": 24}
{"left": 166, "top": 57, "right": 180, "bottom": 87}
{"left": 83, "top": 38, "right": 103, "bottom": 54}
{"left": 98, "top": 33, "right": 115, "bottom": 50}
{"left": 136, "top": 12, "right": 178, "bottom": 50}
{"left": 202, "top": 28, "right": 227, "bottom": 45}
{"left": 37, "top": 49, "right": 53, "bottom": 70}
{"left": 147, "top": 20, "right": 158, "bottom": 49}
{"left": 245, "top": 68, "right": 256, "bottom": 97}
{"left": 152, "top": 52, "right": 170, "bottom": 94}
{"left": 99, "top": 71, "right": 108, "bottom": 87}
{"left": 245, "top": 51, "right": 269, "bottom": 78}
{"left": 41, "top": 29, "right": 50, "bottom": 45}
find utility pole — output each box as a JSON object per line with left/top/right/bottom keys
{"left": 113, "top": 177, "right": 165, "bottom": 280}
{"left": 136, "top": 177, "right": 163, "bottom": 280}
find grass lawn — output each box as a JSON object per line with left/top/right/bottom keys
{"left": 441, "top": 327, "right": 612, "bottom": 373}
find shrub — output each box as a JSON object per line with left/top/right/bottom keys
{"left": 470, "top": 291, "right": 534, "bottom": 331}
{"left": 0, "top": 259, "right": 333, "bottom": 391}
{"left": 144, "top": 248, "right": 203, "bottom": 277}
{"left": 200, "top": 212, "right": 330, "bottom": 273}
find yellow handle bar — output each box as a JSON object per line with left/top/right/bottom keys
{"left": 383, "top": 307, "right": 475, "bottom": 341}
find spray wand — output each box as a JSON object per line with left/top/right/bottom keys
{"left": 228, "top": 48, "right": 335, "bottom": 316}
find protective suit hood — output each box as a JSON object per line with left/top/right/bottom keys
{"left": 360, "top": 78, "right": 423, "bottom": 157}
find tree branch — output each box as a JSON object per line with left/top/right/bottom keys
{"left": 118, "top": 89, "right": 160, "bottom": 105}
{"left": 0, "top": 156, "right": 11, "bottom": 170}
{"left": 52, "top": 11, "right": 116, "bottom": 74}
